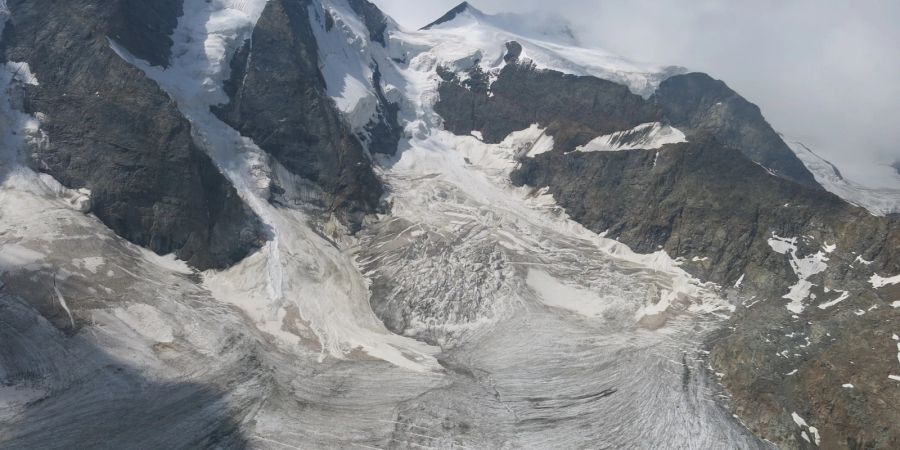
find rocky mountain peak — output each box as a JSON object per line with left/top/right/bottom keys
{"left": 421, "top": 2, "right": 479, "bottom": 30}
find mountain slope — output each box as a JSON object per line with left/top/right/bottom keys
{"left": 1, "top": 0, "right": 263, "bottom": 269}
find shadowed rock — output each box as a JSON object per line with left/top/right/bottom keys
{"left": 213, "top": 0, "right": 384, "bottom": 226}
{"left": 1, "top": 0, "right": 264, "bottom": 270}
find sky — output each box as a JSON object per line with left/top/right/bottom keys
{"left": 373, "top": 0, "right": 900, "bottom": 188}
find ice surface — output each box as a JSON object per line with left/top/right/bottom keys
{"left": 787, "top": 140, "right": 900, "bottom": 216}
{"left": 397, "top": 3, "right": 683, "bottom": 97}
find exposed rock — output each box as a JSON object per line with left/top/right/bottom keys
{"left": 503, "top": 41, "right": 523, "bottom": 63}
{"left": 512, "top": 136, "right": 898, "bottom": 287}
{"left": 421, "top": 2, "right": 472, "bottom": 30}
{"left": 360, "top": 63, "right": 402, "bottom": 156}
{"left": 433, "top": 60, "right": 900, "bottom": 447}
{"left": 435, "top": 64, "right": 818, "bottom": 187}
{"left": 347, "top": 0, "right": 390, "bottom": 46}
{"left": 653, "top": 73, "right": 819, "bottom": 188}
{"left": 106, "top": 0, "right": 183, "bottom": 67}
{"left": 435, "top": 62, "right": 660, "bottom": 151}
{"left": 1, "top": 0, "right": 264, "bottom": 270}
{"left": 213, "top": 0, "right": 384, "bottom": 226}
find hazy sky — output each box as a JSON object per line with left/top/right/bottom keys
{"left": 373, "top": 0, "right": 900, "bottom": 188}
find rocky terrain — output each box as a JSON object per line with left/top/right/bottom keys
{"left": 1, "top": 0, "right": 263, "bottom": 269}
{"left": 1, "top": 1, "right": 897, "bottom": 449}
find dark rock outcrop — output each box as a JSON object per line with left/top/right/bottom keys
{"left": 503, "top": 41, "right": 523, "bottom": 63}
{"left": 422, "top": 2, "right": 472, "bottom": 30}
{"left": 653, "top": 73, "right": 819, "bottom": 188}
{"left": 360, "top": 63, "right": 402, "bottom": 156}
{"left": 106, "top": 0, "right": 183, "bottom": 67}
{"left": 213, "top": 0, "right": 384, "bottom": 226}
{"left": 511, "top": 137, "right": 898, "bottom": 288}
{"left": 347, "top": 0, "right": 390, "bottom": 46}
{"left": 434, "top": 64, "right": 819, "bottom": 188}
{"left": 2, "top": 0, "right": 264, "bottom": 269}
{"left": 435, "top": 62, "right": 660, "bottom": 151}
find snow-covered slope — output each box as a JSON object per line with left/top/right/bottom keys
{"left": 787, "top": 139, "right": 900, "bottom": 216}
{"left": 392, "top": 2, "right": 684, "bottom": 97}
{"left": 573, "top": 122, "right": 687, "bottom": 153}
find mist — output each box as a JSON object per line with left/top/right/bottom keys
{"left": 373, "top": 0, "right": 900, "bottom": 188}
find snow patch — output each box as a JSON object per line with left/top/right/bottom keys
{"left": 791, "top": 412, "right": 821, "bottom": 446}
{"left": 871, "top": 273, "right": 900, "bottom": 289}
{"left": 768, "top": 234, "right": 829, "bottom": 313}
{"left": 573, "top": 122, "right": 686, "bottom": 153}
{"left": 817, "top": 290, "right": 850, "bottom": 310}
{"left": 0, "top": 244, "right": 45, "bottom": 271}
{"left": 73, "top": 256, "right": 105, "bottom": 274}
{"left": 4, "top": 61, "right": 38, "bottom": 86}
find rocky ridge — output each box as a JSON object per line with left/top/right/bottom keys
{"left": 1, "top": 0, "right": 263, "bottom": 269}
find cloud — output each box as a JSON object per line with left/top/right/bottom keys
{"left": 373, "top": 0, "right": 900, "bottom": 188}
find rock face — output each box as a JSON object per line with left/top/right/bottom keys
{"left": 511, "top": 137, "right": 898, "bottom": 288}
{"left": 1, "top": 0, "right": 264, "bottom": 269}
{"left": 421, "top": 2, "right": 472, "bottom": 30}
{"left": 213, "top": 0, "right": 384, "bottom": 225}
{"left": 435, "top": 60, "right": 819, "bottom": 188}
{"left": 435, "top": 62, "right": 660, "bottom": 151}
{"left": 653, "top": 73, "right": 819, "bottom": 188}
{"left": 347, "top": 0, "right": 390, "bottom": 46}
{"left": 105, "top": 0, "right": 183, "bottom": 67}
{"left": 359, "top": 63, "right": 403, "bottom": 157}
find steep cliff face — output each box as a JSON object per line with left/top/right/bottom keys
{"left": 435, "top": 58, "right": 818, "bottom": 188}
{"left": 105, "top": 0, "right": 183, "bottom": 67}
{"left": 347, "top": 0, "right": 390, "bottom": 46}
{"left": 435, "top": 61, "right": 660, "bottom": 151}
{"left": 653, "top": 73, "right": 819, "bottom": 188}
{"left": 1, "top": 0, "right": 263, "bottom": 269}
{"left": 213, "top": 0, "right": 384, "bottom": 225}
